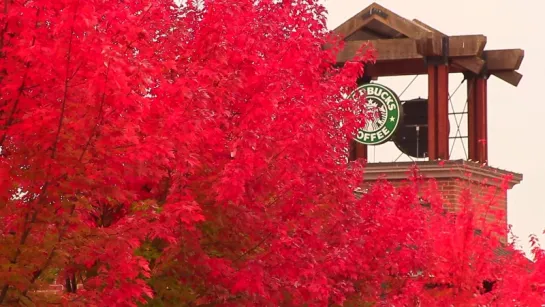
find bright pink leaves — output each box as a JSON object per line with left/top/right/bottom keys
{"left": 0, "top": 0, "right": 543, "bottom": 306}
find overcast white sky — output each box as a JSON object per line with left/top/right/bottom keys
{"left": 324, "top": 0, "right": 545, "bottom": 254}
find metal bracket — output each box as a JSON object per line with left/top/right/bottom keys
{"left": 464, "top": 53, "right": 490, "bottom": 79}
{"left": 441, "top": 36, "right": 449, "bottom": 63}
{"left": 424, "top": 36, "right": 450, "bottom": 66}
{"left": 479, "top": 52, "right": 489, "bottom": 79}
{"left": 361, "top": 7, "right": 388, "bottom": 19}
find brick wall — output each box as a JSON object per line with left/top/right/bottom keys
{"left": 361, "top": 160, "right": 522, "bottom": 242}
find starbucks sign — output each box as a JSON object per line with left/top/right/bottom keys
{"left": 350, "top": 83, "right": 402, "bottom": 145}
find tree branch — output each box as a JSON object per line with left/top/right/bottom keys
{"left": 0, "top": 3, "right": 80, "bottom": 303}
{"left": 78, "top": 59, "right": 110, "bottom": 162}
{"left": 0, "top": 71, "right": 27, "bottom": 149}
{"left": 234, "top": 232, "right": 273, "bottom": 262}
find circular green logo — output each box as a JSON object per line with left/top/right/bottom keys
{"left": 350, "top": 83, "right": 402, "bottom": 145}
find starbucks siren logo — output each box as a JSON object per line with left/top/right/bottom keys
{"left": 350, "top": 83, "right": 401, "bottom": 145}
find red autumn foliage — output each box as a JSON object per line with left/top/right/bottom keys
{"left": 0, "top": 0, "right": 543, "bottom": 306}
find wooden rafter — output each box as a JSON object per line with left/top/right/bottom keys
{"left": 359, "top": 3, "right": 428, "bottom": 38}
{"left": 334, "top": 2, "right": 430, "bottom": 39}
{"left": 333, "top": 5, "right": 381, "bottom": 38}
{"left": 485, "top": 49, "right": 524, "bottom": 86}
{"left": 484, "top": 49, "right": 524, "bottom": 71}
{"left": 492, "top": 71, "right": 523, "bottom": 87}
{"left": 413, "top": 19, "right": 440, "bottom": 34}
{"left": 451, "top": 57, "right": 485, "bottom": 75}
{"left": 335, "top": 14, "right": 377, "bottom": 40}
{"left": 336, "top": 35, "right": 487, "bottom": 63}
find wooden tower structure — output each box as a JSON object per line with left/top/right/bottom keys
{"left": 338, "top": 3, "right": 524, "bottom": 239}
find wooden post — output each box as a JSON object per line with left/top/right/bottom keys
{"left": 427, "top": 66, "right": 437, "bottom": 160}
{"left": 350, "top": 141, "right": 368, "bottom": 162}
{"left": 476, "top": 77, "right": 488, "bottom": 163}
{"left": 467, "top": 75, "right": 477, "bottom": 161}
{"left": 437, "top": 64, "right": 450, "bottom": 160}
{"left": 467, "top": 74, "right": 488, "bottom": 163}
{"left": 427, "top": 62, "right": 449, "bottom": 160}
{"left": 348, "top": 74, "right": 372, "bottom": 162}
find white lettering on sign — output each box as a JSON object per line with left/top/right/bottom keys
{"left": 350, "top": 83, "right": 401, "bottom": 146}
{"left": 366, "top": 87, "right": 397, "bottom": 111}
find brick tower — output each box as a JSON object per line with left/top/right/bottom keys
{"left": 336, "top": 3, "right": 525, "bottom": 240}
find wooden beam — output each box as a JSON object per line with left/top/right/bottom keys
{"left": 363, "top": 59, "right": 427, "bottom": 77}
{"left": 362, "top": 3, "right": 429, "bottom": 38}
{"left": 333, "top": 3, "right": 441, "bottom": 42}
{"left": 412, "top": 19, "right": 445, "bottom": 35}
{"left": 408, "top": 19, "right": 443, "bottom": 56}
{"left": 416, "top": 35, "right": 486, "bottom": 58}
{"left": 417, "top": 35, "right": 487, "bottom": 57}
{"left": 337, "top": 39, "right": 421, "bottom": 63}
{"left": 491, "top": 71, "right": 523, "bottom": 87}
{"left": 449, "top": 35, "right": 487, "bottom": 57}
{"left": 411, "top": 19, "right": 486, "bottom": 74}
{"left": 451, "top": 57, "right": 485, "bottom": 74}
{"left": 416, "top": 35, "right": 486, "bottom": 66}
{"left": 409, "top": 21, "right": 487, "bottom": 56}
{"left": 345, "top": 30, "right": 387, "bottom": 40}
{"left": 334, "top": 10, "right": 377, "bottom": 39}
{"left": 337, "top": 35, "right": 487, "bottom": 63}
{"left": 483, "top": 49, "right": 524, "bottom": 71}
{"left": 415, "top": 32, "right": 443, "bottom": 56}
{"left": 356, "top": 59, "right": 520, "bottom": 79}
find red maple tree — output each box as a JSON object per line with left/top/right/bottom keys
{"left": 0, "top": 0, "right": 543, "bottom": 306}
